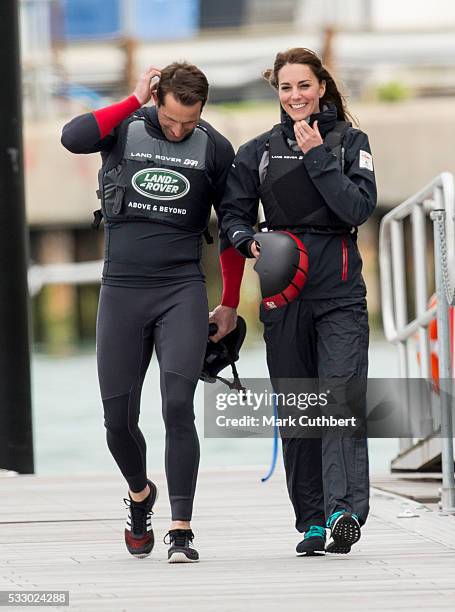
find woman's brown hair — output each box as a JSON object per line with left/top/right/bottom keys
{"left": 263, "top": 48, "right": 355, "bottom": 124}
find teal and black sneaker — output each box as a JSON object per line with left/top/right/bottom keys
{"left": 326, "top": 510, "right": 361, "bottom": 554}
{"left": 296, "top": 525, "right": 326, "bottom": 556}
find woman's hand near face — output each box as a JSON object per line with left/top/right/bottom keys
{"left": 294, "top": 119, "right": 323, "bottom": 154}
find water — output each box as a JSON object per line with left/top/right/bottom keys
{"left": 31, "top": 333, "right": 406, "bottom": 478}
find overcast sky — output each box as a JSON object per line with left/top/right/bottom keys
{"left": 372, "top": 0, "right": 455, "bottom": 28}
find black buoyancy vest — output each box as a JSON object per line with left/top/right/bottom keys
{"left": 100, "top": 118, "right": 215, "bottom": 232}
{"left": 259, "top": 121, "right": 351, "bottom": 230}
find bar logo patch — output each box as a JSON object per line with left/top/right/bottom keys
{"left": 359, "top": 150, "right": 373, "bottom": 171}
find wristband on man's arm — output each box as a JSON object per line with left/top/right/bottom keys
{"left": 93, "top": 94, "right": 141, "bottom": 139}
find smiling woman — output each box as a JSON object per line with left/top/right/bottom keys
{"left": 220, "top": 46, "right": 377, "bottom": 557}
{"left": 263, "top": 47, "right": 353, "bottom": 124}
{"left": 277, "top": 64, "right": 325, "bottom": 121}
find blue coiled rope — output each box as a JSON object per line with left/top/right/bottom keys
{"left": 261, "top": 395, "right": 279, "bottom": 482}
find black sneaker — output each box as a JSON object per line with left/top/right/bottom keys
{"left": 124, "top": 479, "right": 158, "bottom": 558}
{"left": 164, "top": 529, "right": 199, "bottom": 563}
{"left": 326, "top": 510, "right": 361, "bottom": 554}
{"left": 296, "top": 525, "right": 326, "bottom": 556}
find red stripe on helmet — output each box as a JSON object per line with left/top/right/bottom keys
{"left": 282, "top": 231, "right": 305, "bottom": 251}
{"left": 262, "top": 293, "right": 288, "bottom": 310}
{"left": 261, "top": 231, "right": 309, "bottom": 310}
{"left": 282, "top": 231, "right": 309, "bottom": 292}
{"left": 282, "top": 283, "right": 301, "bottom": 302}
{"left": 291, "top": 263, "right": 308, "bottom": 289}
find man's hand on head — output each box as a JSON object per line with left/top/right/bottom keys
{"left": 133, "top": 65, "right": 162, "bottom": 106}
{"left": 208, "top": 305, "right": 238, "bottom": 342}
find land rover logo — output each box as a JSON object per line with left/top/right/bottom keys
{"left": 132, "top": 168, "right": 190, "bottom": 200}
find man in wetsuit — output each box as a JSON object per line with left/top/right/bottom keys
{"left": 61, "top": 62, "right": 245, "bottom": 562}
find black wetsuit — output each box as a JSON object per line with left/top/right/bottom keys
{"left": 220, "top": 105, "right": 377, "bottom": 531}
{"left": 62, "top": 104, "right": 235, "bottom": 520}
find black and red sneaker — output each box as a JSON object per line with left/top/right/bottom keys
{"left": 124, "top": 479, "right": 158, "bottom": 558}
{"left": 164, "top": 529, "right": 199, "bottom": 563}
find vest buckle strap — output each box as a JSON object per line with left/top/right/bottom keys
{"left": 92, "top": 209, "right": 103, "bottom": 230}
{"left": 112, "top": 185, "right": 126, "bottom": 215}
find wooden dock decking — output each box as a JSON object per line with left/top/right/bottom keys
{"left": 1, "top": 469, "right": 455, "bottom": 611}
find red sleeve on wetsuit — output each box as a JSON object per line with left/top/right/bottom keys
{"left": 220, "top": 246, "right": 246, "bottom": 309}
{"left": 92, "top": 94, "right": 142, "bottom": 139}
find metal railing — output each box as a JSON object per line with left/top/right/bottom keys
{"left": 379, "top": 171, "right": 455, "bottom": 513}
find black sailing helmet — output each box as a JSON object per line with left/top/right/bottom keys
{"left": 253, "top": 231, "right": 309, "bottom": 310}
{"left": 200, "top": 316, "right": 247, "bottom": 391}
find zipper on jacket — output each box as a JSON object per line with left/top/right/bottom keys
{"left": 341, "top": 237, "right": 348, "bottom": 281}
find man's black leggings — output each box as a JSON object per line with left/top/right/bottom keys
{"left": 96, "top": 281, "right": 208, "bottom": 521}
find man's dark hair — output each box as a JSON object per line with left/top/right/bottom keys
{"left": 156, "top": 61, "right": 209, "bottom": 108}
